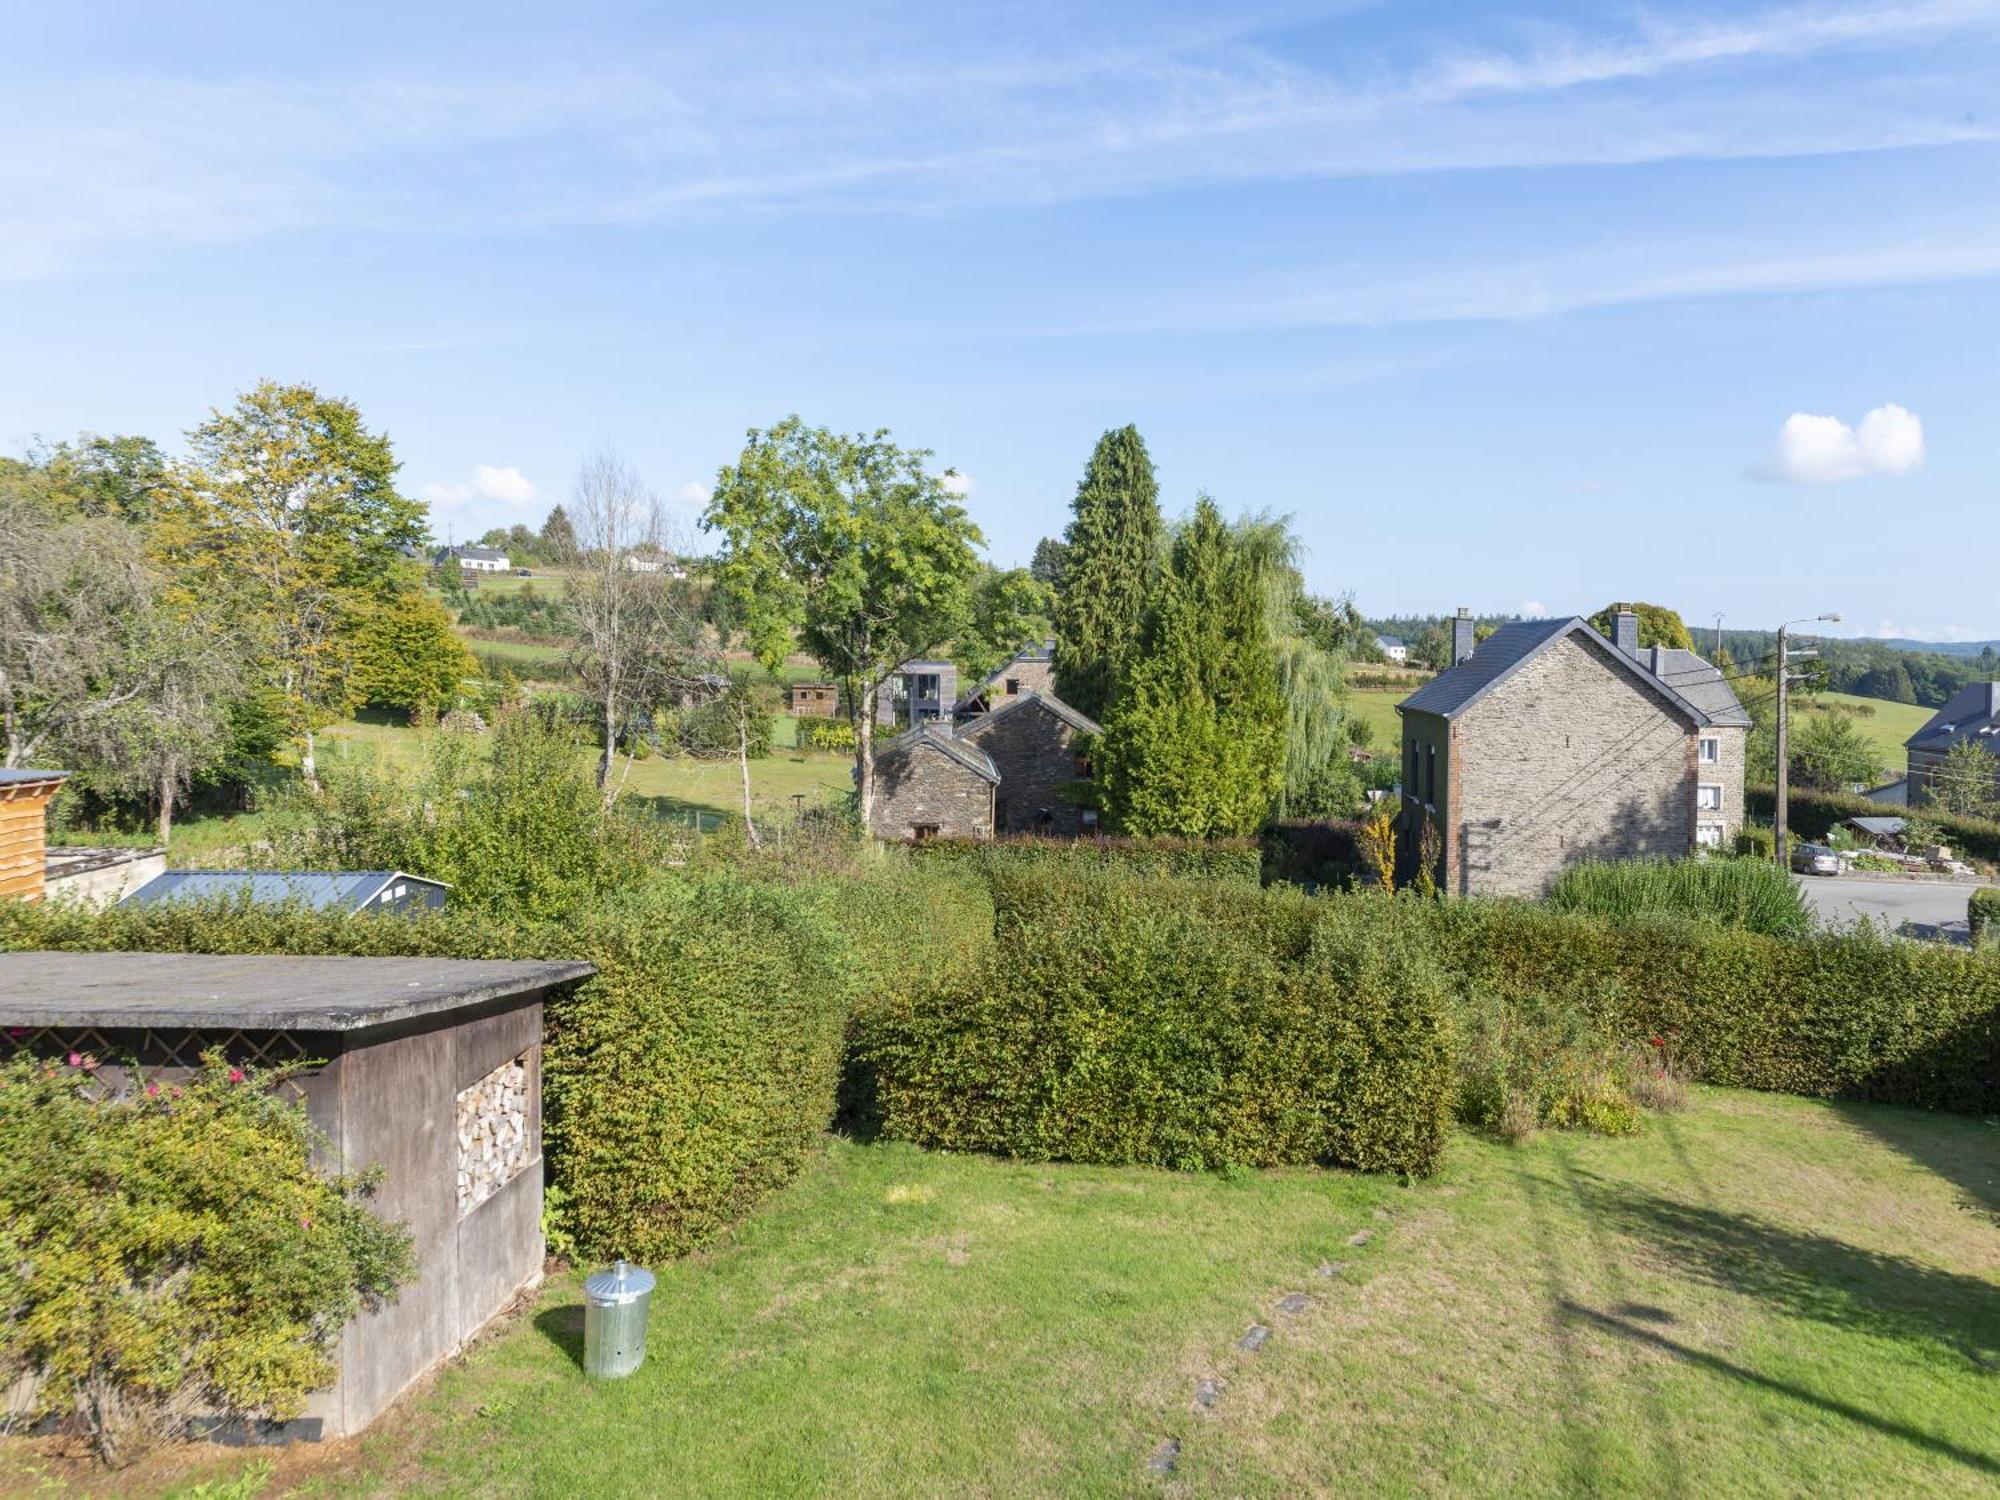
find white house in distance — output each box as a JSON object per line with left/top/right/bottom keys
{"left": 1376, "top": 634, "right": 1409, "bottom": 664}
{"left": 621, "top": 547, "right": 687, "bottom": 578}
{"left": 435, "top": 544, "right": 509, "bottom": 573}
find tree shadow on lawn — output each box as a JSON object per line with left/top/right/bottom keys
{"left": 1827, "top": 1100, "right": 2000, "bottom": 1226}
{"left": 1557, "top": 1301, "right": 2000, "bottom": 1479}
{"left": 1565, "top": 1172, "right": 2000, "bottom": 1372}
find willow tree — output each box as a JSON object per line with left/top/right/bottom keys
{"left": 1054, "top": 425, "right": 1160, "bottom": 721}
{"left": 1228, "top": 513, "right": 1350, "bottom": 816}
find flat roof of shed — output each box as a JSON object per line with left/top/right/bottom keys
{"left": 0, "top": 952, "right": 594, "bottom": 1031}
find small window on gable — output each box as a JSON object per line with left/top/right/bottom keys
{"left": 1697, "top": 783, "right": 1723, "bottom": 811}
{"left": 911, "top": 823, "right": 940, "bottom": 842}
{"left": 1426, "top": 744, "right": 1437, "bottom": 802}
{"left": 1699, "top": 736, "right": 1720, "bottom": 764}
{"left": 1005, "top": 678, "right": 1021, "bottom": 695}
{"left": 1696, "top": 823, "right": 1724, "bottom": 849}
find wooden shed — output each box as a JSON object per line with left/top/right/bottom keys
{"left": 0, "top": 769, "right": 69, "bottom": 903}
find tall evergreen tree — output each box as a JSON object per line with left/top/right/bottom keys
{"left": 1094, "top": 497, "right": 1285, "bottom": 837}
{"left": 539, "top": 504, "right": 578, "bottom": 562}
{"left": 1054, "top": 425, "right": 1160, "bottom": 720}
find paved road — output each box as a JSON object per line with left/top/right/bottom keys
{"left": 1793, "top": 874, "right": 1974, "bottom": 940}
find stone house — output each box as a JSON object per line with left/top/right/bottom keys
{"left": 1395, "top": 609, "right": 1749, "bottom": 896}
{"left": 1904, "top": 681, "right": 2000, "bottom": 809}
{"left": 868, "top": 725, "right": 997, "bottom": 841}
{"left": 956, "top": 690, "right": 1101, "bottom": 835}
{"left": 954, "top": 640, "right": 1057, "bottom": 717}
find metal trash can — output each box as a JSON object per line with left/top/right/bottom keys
{"left": 583, "top": 1260, "right": 656, "bottom": 1380}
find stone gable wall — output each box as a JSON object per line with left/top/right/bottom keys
{"left": 869, "top": 743, "right": 993, "bottom": 840}
{"left": 961, "top": 700, "right": 1087, "bottom": 835}
{"left": 1696, "top": 724, "right": 1746, "bottom": 848}
{"left": 1452, "top": 634, "right": 1697, "bottom": 896}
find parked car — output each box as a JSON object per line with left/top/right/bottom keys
{"left": 1791, "top": 843, "right": 1841, "bottom": 876}
{"left": 514, "top": 567, "right": 534, "bottom": 576}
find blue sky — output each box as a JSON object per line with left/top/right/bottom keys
{"left": 5, "top": 1, "right": 1998, "bottom": 638}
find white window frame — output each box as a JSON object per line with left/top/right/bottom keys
{"left": 1696, "top": 823, "right": 1724, "bottom": 849}
{"left": 1698, "top": 736, "right": 1720, "bottom": 764}
{"left": 1697, "top": 782, "right": 1724, "bottom": 811}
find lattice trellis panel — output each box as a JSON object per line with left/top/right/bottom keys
{"left": 1, "top": 1026, "right": 321, "bottom": 1100}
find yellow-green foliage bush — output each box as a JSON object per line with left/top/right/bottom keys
{"left": 0, "top": 1052, "right": 413, "bottom": 1466}
{"left": 866, "top": 869, "right": 1455, "bottom": 1175}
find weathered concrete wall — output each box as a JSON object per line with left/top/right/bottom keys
{"left": 869, "top": 743, "right": 993, "bottom": 840}
{"left": 43, "top": 847, "right": 166, "bottom": 907}
{"left": 1453, "top": 634, "right": 1697, "bottom": 896}
{"left": 960, "top": 700, "right": 1087, "bottom": 835}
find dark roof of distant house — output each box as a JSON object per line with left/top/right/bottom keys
{"left": 0, "top": 768, "right": 69, "bottom": 789}
{"left": 439, "top": 544, "right": 507, "bottom": 562}
{"left": 1906, "top": 681, "right": 2000, "bottom": 752}
{"left": 875, "top": 724, "right": 1000, "bottom": 783}
{"left": 958, "top": 689, "right": 1102, "bottom": 740}
{"left": 1376, "top": 634, "right": 1405, "bottom": 649}
{"left": 1397, "top": 617, "right": 1717, "bottom": 726}
{"left": 123, "top": 870, "right": 450, "bottom": 913}
{"left": 1846, "top": 815, "right": 1908, "bottom": 839}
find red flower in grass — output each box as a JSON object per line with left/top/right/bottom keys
{"left": 228, "top": 1067, "right": 245, "bottom": 1084}
{"left": 1650, "top": 1037, "right": 1665, "bottom": 1049}
{"left": 145, "top": 1082, "right": 161, "bottom": 1098}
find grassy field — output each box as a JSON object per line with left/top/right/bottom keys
{"left": 1346, "top": 686, "right": 1407, "bottom": 752}
{"left": 33, "top": 1088, "right": 1993, "bottom": 1499}
{"left": 1807, "top": 691, "right": 1932, "bottom": 775}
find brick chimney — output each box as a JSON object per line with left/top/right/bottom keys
{"left": 1452, "top": 606, "right": 1476, "bottom": 666}
{"left": 0, "top": 769, "right": 69, "bottom": 903}
{"left": 1612, "top": 609, "right": 1639, "bottom": 657}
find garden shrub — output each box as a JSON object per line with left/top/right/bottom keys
{"left": 1451, "top": 994, "right": 1649, "bottom": 1142}
{"left": 866, "top": 869, "right": 1454, "bottom": 1175}
{"left": 1424, "top": 899, "right": 2000, "bottom": 1114}
{"left": 801, "top": 717, "right": 857, "bottom": 752}
{"left": 1546, "top": 857, "right": 1814, "bottom": 938}
{"left": 1969, "top": 887, "right": 2000, "bottom": 949}
{"left": 0, "top": 877, "right": 858, "bottom": 1266}
{"left": 909, "top": 833, "right": 1263, "bottom": 885}
{"left": 0, "top": 1052, "right": 413, "bottom": 1465}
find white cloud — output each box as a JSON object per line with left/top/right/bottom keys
{"left": 421, "top": 464, "right": 538, "bottom": 508}
{"left": 1864, "top": 619, "right": 1984, "bottom": 642}
{"left": 1520, "top": 600, "right": 1549, "bottom": 619}
{"left": 1755, "top": 403, "right": 1925, "bottom": 484}
{"left": 939, "top": 470, "right": 973, "bottom": 496}
{"left": 677, "top": 481, "right": 712, "bottom": 506}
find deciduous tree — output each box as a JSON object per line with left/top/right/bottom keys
{"left": 1589, "top": 601, "right": 1694, "bottom": 651}
{"left": 1924, "top": 737, "right": 2000, "bottom": 819}
{"left": 703, "top": 417, "right": 983, "bottom": 829}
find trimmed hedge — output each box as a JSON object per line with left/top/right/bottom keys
{"left": 0, "top": 879, "right": 858, "bottom": 1265}
{"left": 1748, "top": 785, "right": 2000, "bottom": 864}
{"left": 908, "top": 833, "right": 1263, "bottom": 885}
{"left": 1423, "top": 899, "right": 1999, "bottom": 1114}
{"left": 865, "top": 870, "right": 1455, "bottom": 1175}
{"left": 1971, "top": 888, "right": 2000, "bottom": 948}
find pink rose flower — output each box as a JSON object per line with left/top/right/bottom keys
{"left": 145, "top": 1082, "right": 161, "bottom": 1097}
{"left": 67, "top": 1052, "right": 83, "bottom": 1068}
{"left": 228, "top": 1067, "right": 245, "bottom": 1084}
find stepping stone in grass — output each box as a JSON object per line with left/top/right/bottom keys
{"left": 1146, "top": 1437, "right": 1181, "bottom": 1475}
{"left": 1237, "top": 1324, "right": 1271, "bottom": 1353}
{"left": 1315, "top": 1261, "right": 1344, "bottom": 1278}
{"left": 1276, "top": 1292, "right": 1314, "bottom": 1318}
{"left": 1193, "top": 1377, "right": 1223, "bottom": 1412}
{"left": 1347, "top": 1229, "right": 1373, "bottom": 1247}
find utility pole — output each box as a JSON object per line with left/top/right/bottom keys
{"left": 1773, "top": 612, "right": 1841, "bottom": 869}
{"left": 1713, "top": 612, "right": 1724, "bottom": 657}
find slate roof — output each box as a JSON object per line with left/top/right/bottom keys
{"left": 1397, "top": 617, "right": 1718, "bottom": 726}
{"left": 123, "top": 870, "right": 450, "bottom": 914}
{"left": 1906, "top": 681, "right": 2000, "bottom": 753}
{"left": 1640, "top": 646, "right": 1753, "bottom": 728}
{"left": 1846, "top": 815, "right": 1908, "bottom": 839}
{"left": 875, "top": 724, "right": 1000, "bottom": 783}
{"left": 1376, "top": 634, "right": 1405, "bottom": 650}
{"left": 957, "top": 689, "right": 1102, "bottom": 740}
{"left": 438, "top": 545, "right": 507, "bottom": 563}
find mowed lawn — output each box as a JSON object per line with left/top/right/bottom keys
{"left": 1808, "top": 691, "right": 1933, "bottom": 773}
{"left": 55, "top": 1088, "right": 1996, "bottom": 1499}
{"left": 318, "top": 716, "right": 854, "bottom": 830}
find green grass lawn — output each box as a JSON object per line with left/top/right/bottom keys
{"left": 1346, "top": 686, "right": 1407, "bottom": 752}
{"left": 50, "top": 1088, "right": 1994, "bottom": 1499}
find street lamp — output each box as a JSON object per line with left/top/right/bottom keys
{"left": 1774, "top": 613, "right": 1842, "bottom": 870}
